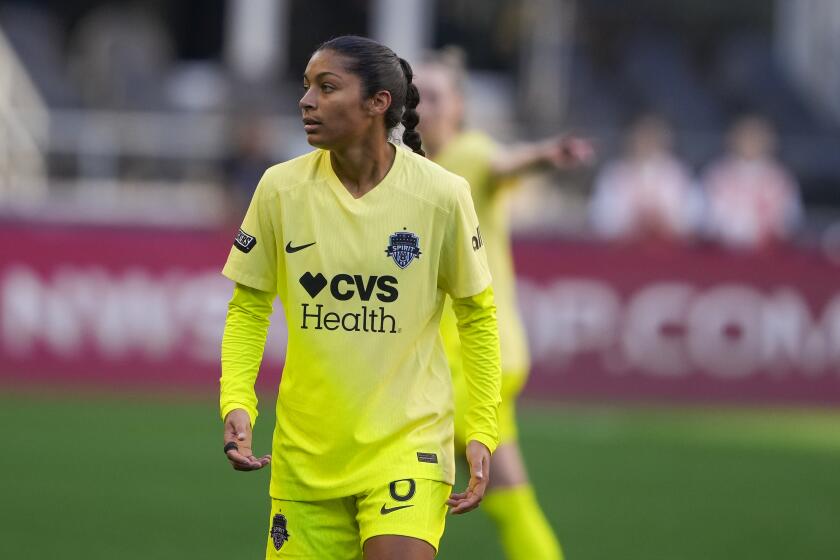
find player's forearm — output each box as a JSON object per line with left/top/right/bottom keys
{"left": 490, "top": 141, "right": 550, "bottom": 177}
{"left": 452, "top": 285, "right": 502, "bottom": 453}
{"left": 220, "top": 283, "right": 274, "bottom": 427}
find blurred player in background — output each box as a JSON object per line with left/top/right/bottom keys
{"left": 415, "top": 49, "right": 592, "bottom": 560}
{"left": 702, "top": 114, "right": 803, "bottom": 250}
{"left": 220, "top": 36, "right": 502, "bottom": 560}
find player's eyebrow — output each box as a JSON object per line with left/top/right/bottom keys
{"left": 304, "top": 71, "right": 343, "bottom": 82}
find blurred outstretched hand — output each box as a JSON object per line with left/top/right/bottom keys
{"left": 544, "top": 135, "right": 596, "bottom": 169}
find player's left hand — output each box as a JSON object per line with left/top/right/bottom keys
{"left": 543, "top": 135, "right": 595, "bottom": 169}
{"left": 447, "top": 440, "right": 491, "bottom": 514}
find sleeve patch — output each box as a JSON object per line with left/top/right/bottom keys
{"left": 471, "top": 226, "right": 484, "bottom": 251}
{"left": 234, "top": 228, "right": 258, "bottom": 253}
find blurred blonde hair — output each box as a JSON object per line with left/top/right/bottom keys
{"left": 421, "top": 45, "right": 468, "bottom": 94}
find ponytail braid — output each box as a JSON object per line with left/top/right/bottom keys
{"left": 398, "top": 57, "right": 425, "bottom": 157}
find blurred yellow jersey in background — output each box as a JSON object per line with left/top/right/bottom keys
{"left": 436, "top": 132, "right": 530, "bottom": 443}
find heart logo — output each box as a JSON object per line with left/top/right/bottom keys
{"left": 299, "top": 272, "right": 327, "bottom": 298}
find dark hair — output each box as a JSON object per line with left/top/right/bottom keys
{"left": 317, "top": 35, "right": 425, "bottom": 156}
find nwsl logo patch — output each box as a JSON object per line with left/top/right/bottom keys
{"left": 385, "top": 229, "right": 422, "bottom": 269}
{"left": 270, "top": 512, "right": 290, "bottom": 551}
{"left": 233, "top": 228, "right": 257, "bottom": 253}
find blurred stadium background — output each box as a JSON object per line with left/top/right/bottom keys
{"left": 1, "top": 1, "right": 839, "bottom": 558}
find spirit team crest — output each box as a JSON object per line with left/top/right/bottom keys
{"left": 270, "top": 512, "right": 290, "bottom": 550}
{"left": 386, "top": 229, "right": 421, "bottom": 269}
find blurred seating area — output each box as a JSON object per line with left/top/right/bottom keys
{"left": 0, "top": 0, "right": 838, "bottom": 248}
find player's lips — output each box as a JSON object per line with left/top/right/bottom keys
{"left": 302, "top": 117, "right": 322, "bottom": 133}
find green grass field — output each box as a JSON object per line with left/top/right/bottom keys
{"left": 2, "top": 391, "right": 839, "bottom": 559}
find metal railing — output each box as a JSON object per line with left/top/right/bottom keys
{"left": 0, "top": 26, "right": 48, "bottom": 204}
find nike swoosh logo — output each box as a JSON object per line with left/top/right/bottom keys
{"left": 380, "top": 504, "right": 414, "bottom": 515}
{"left": 285, "top": 241, "right": 316, "bottom": 253}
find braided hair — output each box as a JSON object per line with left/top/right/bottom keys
{"left": 317, "top": 36, "right": 425, "bottom": 156}
{"left": 397, "top": 57, "right": 424, "bottom": 156}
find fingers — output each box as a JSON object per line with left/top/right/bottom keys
{"left": 446, "top": 491, "right": 468, "bottom": 507}
{"left": 226, "top": 448, "right": 271, "bottom": 471}
{"left": 551, "top": 136, "right": 595, "bottom": 167}
{"left": 231, "top": 459, "right": 270, "bottom": 472}
{"left": 448, "top": 465, "right": 488, "bottom": 514}
{"left": 447, "top": 477, "right": 487, "bottom": 514}
{"left": 566, "top": 138, "right": 595, "bottom": 164}
{"left": 231, "top": 460, "right": 269, "bottom": 472}
{"left": 225, "top": 448, "right": 258, "bottom": 468}
{"left": 448, "top": 496, "right": 480, "bottom": 514}
{"left": 223, "top": 435, "right": 270, "bottom": 471}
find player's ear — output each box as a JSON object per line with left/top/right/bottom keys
{"left": 367, "top": 90, "right": 392, "bottom": 117}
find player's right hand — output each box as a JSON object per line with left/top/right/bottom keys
{"left": 223, "top": 408, "right": 271, "bottom": 471}
{"left": 545, "top": 135, "right": 595, "bottom": 169}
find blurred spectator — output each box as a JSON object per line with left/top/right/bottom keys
{"left": 224, "top": 115, "right": 275, "bottom": 218}
{"left": 67, "top": 2, "right": 173, "bottom": 110}
{"left": 589, "top": 114, "right": 702, "bottom": 242}
{"left": 702, "top": 115, "right": 803, "bottom": 250}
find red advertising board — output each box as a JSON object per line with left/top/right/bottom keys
{"left": 514, "top": 241, "right": 840, "bottom": 405}
{"left": 1, "top": 222, "right": 839, "bottom": 404}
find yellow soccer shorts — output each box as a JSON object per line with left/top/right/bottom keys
{"left": 454, "top": 368, "right": 527, "bottom": 450}
{"left": 265, "top": 478, "right": 451, "bottom": 559}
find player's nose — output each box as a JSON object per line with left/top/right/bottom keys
{"left": 299, "top": 89, "right": 316, "bottom": 111}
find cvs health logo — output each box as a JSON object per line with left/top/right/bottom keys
{"left": 297, "top": 272, "right": 400, "bottom": 333}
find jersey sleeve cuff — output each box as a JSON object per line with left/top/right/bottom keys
{"left": 447, "top": 276, "right": 492, "bottom": 301}
{"left": 466, "top": 432, "right": 498, "bottom": 455}
{"left": 221, "top": 264, "right": 275, "bottom": 295}
{"left": 221, "top": 402, "right": 258, "bottom": 428}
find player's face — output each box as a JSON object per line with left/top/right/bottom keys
{"left": 414, "top": 65, "right": 463, "bottom": 146}
{"left": 299, "top": 50, "right": 372, "bottom": 150}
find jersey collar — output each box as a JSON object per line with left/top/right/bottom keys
{"left": 321, "top": 142, "right": 403, "bottom": 206}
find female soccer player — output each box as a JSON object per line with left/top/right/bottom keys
{"left": 414, "top": 51, "right": 592, "bottom": 560}
{"left": 219, "top": 36, "right": 502, "bottom": 560}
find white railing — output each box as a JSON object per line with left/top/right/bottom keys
{"left": 47, "top": 109, "right": 308, "bottom": 173}
{"left": 0, "top": 26, "right": 48, "bottom": 205}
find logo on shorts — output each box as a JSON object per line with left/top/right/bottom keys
{"left": 234, "top": 228, "right": 257, "bottom": 253}
{"left": 270, "top": 512, "right": 290, "bottom": 551}
{"left": 380, "top": 479, "right": 416, "bottom": 515}
{"left": 385, "top": 229, "right": 421, "bottom": 269}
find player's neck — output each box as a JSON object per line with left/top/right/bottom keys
{"left": 330, "top": 138, "right": 396, "bottom": 198}
{"left": 424, "top": 127, "right": 460, "bottom": 159}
